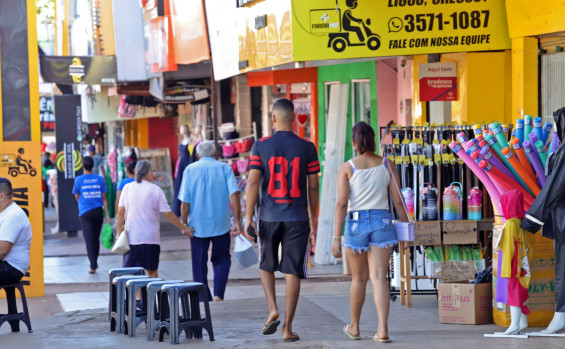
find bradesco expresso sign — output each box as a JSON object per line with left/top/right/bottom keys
{"left": 292, "top": 0, "right": 511, "bottom": 61}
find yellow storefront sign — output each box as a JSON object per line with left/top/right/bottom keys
{"left": 505, "top": 0, "right": 565, "bottom": 38}
{"left": 292, "top": 0, "right": 511, "bottom": 61}
{"left": 238, "top": 0, "right": 293, "bottom": 73}
{"left": 0, "top": 142, "right": 44, "bottom": 297}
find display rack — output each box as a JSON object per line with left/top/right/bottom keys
{"left": 398, "top": 219, "right": 494, "bottom": 308}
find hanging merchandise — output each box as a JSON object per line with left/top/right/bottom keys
{"left": 468, "top": 187, "right": 483, "bottom": 220}
{"left": 402, "top": 187, "right": 415, "bottom": 221}
{"left": 421, "top": 184, "right": 438, "bottom": 221}
{"left": 443, "top": 182, "right": 462, "bottom": 221}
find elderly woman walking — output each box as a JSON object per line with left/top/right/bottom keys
{"left": 117, "top": 160, "right": 192, "bottom": 277}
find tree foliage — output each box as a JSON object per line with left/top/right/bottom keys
{"left": 37, "top": 0, "right": 55, "bottom": 24}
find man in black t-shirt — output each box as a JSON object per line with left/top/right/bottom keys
{"left": 245, "top": 99, "right": 319, "bottom": 343}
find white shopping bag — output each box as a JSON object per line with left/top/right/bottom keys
{"left": 234, "top": 235, "right": 258, "bottom": 270}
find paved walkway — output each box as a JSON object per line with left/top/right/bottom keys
{"left": 1, "top": 208, "right": 560, "bottom": 347}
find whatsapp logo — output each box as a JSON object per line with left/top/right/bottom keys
{"left": 388, "top": 17, "right": 403, "bottom": 33}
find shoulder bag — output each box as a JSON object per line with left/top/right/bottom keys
{"left": 112, "top": 224, "right": 130, "bottom": 254}
{"left": 384, "top": 159, "right": 415, "bottom": 242}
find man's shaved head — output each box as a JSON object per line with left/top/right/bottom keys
{"left": 272, "top": 98, "right": 295, "bottom": 125}
{"left": 0, "top": 177, "right": 12, "bottom": 199}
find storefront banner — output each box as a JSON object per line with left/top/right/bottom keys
{"left": 40, "top": 96, "right": 55, "bottom": 132}
{"left": 169, "top": 0, "right": 210, "bottom": 65}
{"left": 237, "top": 0, "right": 293, "bottom": 73}
{"left": 204, "top": 0, "right": 240, "bottom": 80}
{"left": 81, "top": 92, "right": 162, "bottom": 124}
{"left": 39, "top": 55, "right": 117, "bottom": 85}
{"left": 292, "top": 0, "right": 511, "bottom": 61}
{"left": 0, "top": 141, "right": 44, "bottom": 297}
{"left": 54, "top": 95, "right": 83, "bottom": 232}
{"left": 419, "top": 62, "right": 457, "bottom": 101}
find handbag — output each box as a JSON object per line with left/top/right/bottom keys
{"left": 112, "top": 225, "right": 130, "bottom": 254}
{"left": 222, "top": 143, "right": 236, "bottom": 158}
{"left": 385, "top": 159, "right": 415, "bottom": 242}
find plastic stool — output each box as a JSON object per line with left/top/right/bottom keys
{"left": 0, "top": 282, "right": 32, "bottom": 333}
{"left": 146, "top": 280, "right": 184, "bottom": 341}
{"left": 108, "top": 267, "right": 145, "bottom": 320}
{"left": 111, "top": 275, "right": 149, "bottom": 333}
{"left": 124, "top": 277, "right": 161, "bottom": 337}
{"left": 158, "top": 282, "right": 214, "bottom": 344}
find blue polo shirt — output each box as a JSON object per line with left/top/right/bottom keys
{"left": 178, "top": 157, "right": 240, "bottom": 238}
{"left": 72, "top": 174, "right": 107, "bottom": 216}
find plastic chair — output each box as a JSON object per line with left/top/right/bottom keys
{"left": 158, "top": 282, "right": 214, "bottom": 344}
{"left": 111, "top": 275, "right": 149, "bottom": 333}
{"left": 145, "top": 280, "right": 184, "bottom": 341}
{"left": 0, "top": 282, "right": 32, "bottom": 333}
{"left": 108, "top": 267, "right": 145, "bottom": 320}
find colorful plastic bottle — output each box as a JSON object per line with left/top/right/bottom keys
{"left": 421, "top": 185, "right": 438, "bottom": 221}
{"left": 443, "top": 182, "right": 463, "bottom": 221}
{"left": 516, "top": 119, "right": 524, "bottom": 144}
{"left": 473, "top": 124, "right": 482, "bottom": 137}
{"left": 402, "top": 188, "right": 415, "bottom": 221}
{"left": 468, "top": 187, "right": 482, "bottom": 220}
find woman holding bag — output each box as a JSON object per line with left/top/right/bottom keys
{"left": 331, "top": 122, "right": 409, "bottom": 343}
{"left": 117, "top": 160, "right": 192, "bottom": 277}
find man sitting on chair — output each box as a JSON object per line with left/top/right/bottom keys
{"left": 0, "top": 177, "right": 32, "bottom": 286}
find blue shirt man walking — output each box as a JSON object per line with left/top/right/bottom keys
{"left": 179, "top": 141, "right": 241, "bottom": 301}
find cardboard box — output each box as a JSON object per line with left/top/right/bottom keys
{"left": 442, "top": 220, "right": 479, "bottom": 244}
{"left": 438, "top": 283, "right": 493, "bottom": 325}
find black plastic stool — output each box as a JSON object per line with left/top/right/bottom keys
{"left": 0, "top": 282, "right": 32, "bottom": 333}
{"left": 108, "top": 267, "right": 145, "bottom": 320}
{"left": 158, "top": 282, "right": 214, "bottom": 344}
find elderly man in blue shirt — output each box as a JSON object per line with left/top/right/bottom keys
{"left": 179, "top": 141, "right": 241, "bottom": 301}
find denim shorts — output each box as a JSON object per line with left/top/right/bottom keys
{"left": 344, "top": 209, "right": 398, "bottom": 253}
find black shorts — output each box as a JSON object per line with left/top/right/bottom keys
{"left": 258, "top": 220, "right": 310, "bottom": 278}
{"left": 123, "top": 244, "right": 160, "bottom": 271}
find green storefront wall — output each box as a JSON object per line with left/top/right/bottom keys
{"left": 317, "top": 60, "right": 378, "bottom": 166}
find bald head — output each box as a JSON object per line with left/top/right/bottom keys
{"left": 272, "top": 99, "right": 295, "bottom": 127}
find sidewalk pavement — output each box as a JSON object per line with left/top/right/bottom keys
{"left": 2, "top": 279, "right": 563, "bottom": 348}
{"left": 2, "top": 208, "right": 558, "bottom": 347}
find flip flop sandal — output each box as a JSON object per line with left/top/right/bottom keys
{"left": 283, "top": 332, "right": 300, "bottom": 342}
{"left": 343, "top": 324, "right": 361, "bottom": 340}
{"left": 262, "top": 319, "right": 280, "bottom": 335}
{"left": 374, "top": 335, "right": 392, "bottom": 343}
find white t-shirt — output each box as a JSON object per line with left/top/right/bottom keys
{"left": 118, "top": 181, "right": 171, "bottom": 245}
{"left": 0, "top": 202, "right": 32, "bottom": 274}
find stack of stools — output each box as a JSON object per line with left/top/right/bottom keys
{"left": 111, "top": 273, "right": 149, "bottom": 333}
{"left": 0, "top": 281, "right": 32, "bottom": 333}
{"left": 146, "top": 280, "right": 184, "bottom": 341}
{"left": 158, "top": 282, "right": 215, "bottom": 344}
{"left": 125, "top": 277, "right": 162, "bottom": 336}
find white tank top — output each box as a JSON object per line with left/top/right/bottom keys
{"left": 347, "top": 160, "right": 390, "bottom": 212}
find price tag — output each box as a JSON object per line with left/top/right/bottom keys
{"left": 442, "top": 221, "right": 478, "bottom": 245}
{"left": 441, "top": 261, "right": 475, "bottom": 283}
{"left": 413, "top": 221, "right": 441, "bottom": 246}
